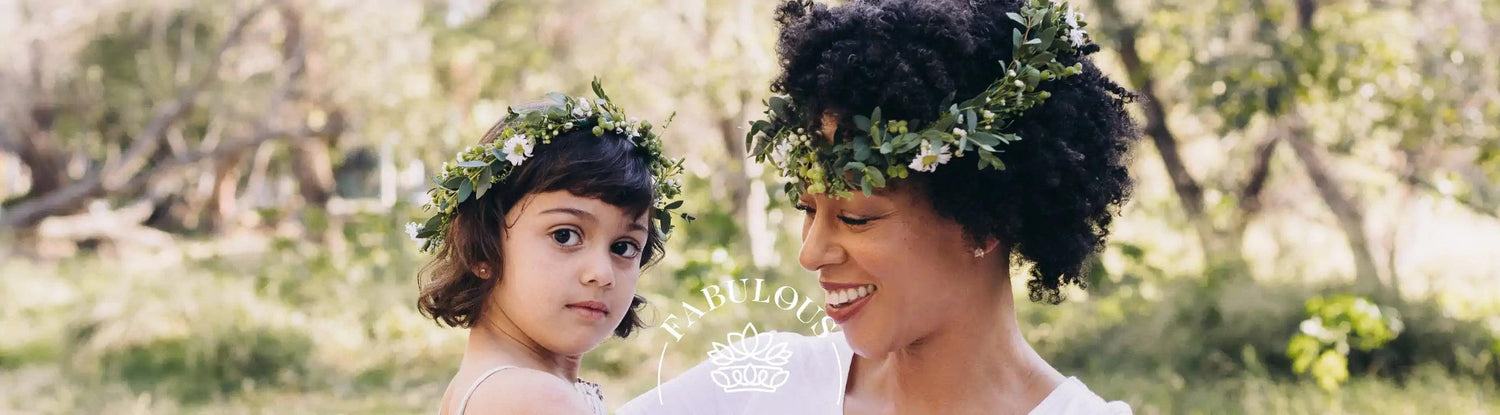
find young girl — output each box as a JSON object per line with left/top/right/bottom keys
{"left": 409, "top": 80, "right": 688, "bottom": 415}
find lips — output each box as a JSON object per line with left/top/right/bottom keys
{"left": 566, "top": 301, "right": 610, "bottom": 320}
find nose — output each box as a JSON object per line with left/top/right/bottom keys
{"left": 581, "top": 249, "right": 615, "bottom": 287}
{"left": 798, "top": 209, "right": 847, "bottom": 271}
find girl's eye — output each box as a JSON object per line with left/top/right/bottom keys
{"left": 794, "top": 203, "right": 815, "bottom": 215}
{"left": 611, "top": 241, "right": 641, "bottom": 258}
{"left": 551, "top": 229, "right": 582, "bottom": 246}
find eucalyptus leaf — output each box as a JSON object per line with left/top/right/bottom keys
{"left": 457, "top": 180, "right": 473, "bottom": 202}
{"left": 854, "top": 114, "right": 872, "bottom": 132}
{"left": 864, "top": 166, "right": 886, "bottom": 187}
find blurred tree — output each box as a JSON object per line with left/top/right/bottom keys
{"left": 1091, "top": 0, "right": 1498, "bottom": 297}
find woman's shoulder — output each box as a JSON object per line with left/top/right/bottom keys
{"left": 1029, "top": 377, "right": 1132, "bottom": 415}
{"left": 449, "top": 366, "right": 593, "bottom": 415}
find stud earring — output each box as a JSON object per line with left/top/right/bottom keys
{"left": 973, "top": 248, "right": 986, "bottom": 258}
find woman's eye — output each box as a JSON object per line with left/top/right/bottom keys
{"left": 551, "top": 229, "right": 582, "bottom": 246}
{"left": 794, "top": 203, "right": 814, "bottom": 214}
{"left": 838, "top": 216, "right": 871, "bottom": 226}
{"left": 611, "top": 241, "right": 641, "bottom": 258}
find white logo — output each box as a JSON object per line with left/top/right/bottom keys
{"left": 706, "top": 323, "right": 793, "bottom": 393}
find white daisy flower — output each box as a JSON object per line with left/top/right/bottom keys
{"left": 907, "top": 141, "right": 953, "bottom": 172}
{"left": 1065, "top": 5, "right": 1082, "bottom": 29}
{"left": 1069, "top": 28, "right": 1087, "bottom": 48}
{"left": 501, "top": 134, "right": 534, "bottom": 165}
{"left": 405, "top": 221, "right": 424, "bottom": 242}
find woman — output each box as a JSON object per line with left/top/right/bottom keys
{"left": 411, "top": 80, "right": 689, "bottom": 414}
{"left": 622, "top": 0, "right": 1136, "bottom": 413}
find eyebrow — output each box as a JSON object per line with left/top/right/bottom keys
{"left": 541, "top": 207, "right": 596, "bottom": 222}
{"left": 541, "top": 207, "right": 649, "bottom": 233}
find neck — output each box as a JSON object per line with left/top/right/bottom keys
{"left": 466, "top": 311, "right": 581, "bottom": 382}
{"left": 849, "top": 263, "right": 1063, "bottom": 413}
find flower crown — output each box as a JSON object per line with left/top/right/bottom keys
{"left": 746, "top": 0, "right": 1091, "bottom": 199}
{"left": 407, "top": 79, "right": 691, "bottom": 253}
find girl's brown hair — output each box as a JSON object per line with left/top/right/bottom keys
{"left": 416, "top": 114, "right": 664, "bottom": 337}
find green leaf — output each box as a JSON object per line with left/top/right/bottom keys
{"left": 457, "top": 160, "right": 488, "bottom": 168}
{"left": 545, "top": 92, "right": 568, "bottom": 105}
{"left": 423, "top": 214, "right": 444, "bottom": 231}
{"left": 932, "top": 113, "right": 957, "bottom": 132}
{"left": 965, "top": 109, "right": 978, "bottom": 132}
{"left": 1023, "top": 66, "right": 1042, "bottom": 86}
{"left": 1006, "top": 12, "right": 1025, "bottom": 24}
{"left": 475, "top": 168, "right": 494, "bottom": 199}
{"left": 457, "top": 179, "right": 473, "bottom": 202}
{"left": 591, "top": 78, "right": 610, "bottom": 101}
{"left": 441, "top": 175, "right": 464, "bottom": 190}
{"left": 871, "top": 107, "right": 882, "bottom": 126}
{"left": 864, "top": 166, "right": 886, "bottom": 187}
{"left": 1012, "top": 28, "right": 1024, "bottom": 49}
{"left": 1029, "top": 52, "right": 1056, "bottom": 66}
{"left": 853, "top": 136, "right": 871, "bottom": 160}
{"left": 769, "top": 96, "right": 789, "bottom": 119}
{"left": 853, "top": 114, "right": 872, "bottom": 132}
{"left": 1037, "top": 26, "right": 1057, "bottom": 50}
{"left": 970, "top": 131, "right": 1003, "bottom": 146}
{"left": 843, "top": 161, "right": 866, "bottom": 171}
{"left": 664, "top": 200, "right": 684, "bottom": 210}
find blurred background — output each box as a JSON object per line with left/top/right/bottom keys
{"left": 1, "top": 0, "right": 1497, "bottom": 413}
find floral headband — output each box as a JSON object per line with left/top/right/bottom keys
{"left": 747, "top": 0, "right": 1091, "bottom": 199}
{"left": 407, "top": 79, "right": 691, "bottom": 253}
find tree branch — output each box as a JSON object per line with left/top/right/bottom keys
{"left": 1, "top": 3, "right": 276, "bottom": 229}
{"left": 98, "top": 2, "right": 273, "bottom": 191}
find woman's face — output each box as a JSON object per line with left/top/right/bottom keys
{"left": 487, "top": 190, "right": 648, "bottom": 357}
{"left": 796, "top": 182, "right": 993, "bottom": 358}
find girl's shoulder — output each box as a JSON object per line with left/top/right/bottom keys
{"left": 444, "top": 366, "right": 593, "bottom": 415}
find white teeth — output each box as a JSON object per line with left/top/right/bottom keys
{"left": 825, "top": 284, "right": 877, "bottom": 307}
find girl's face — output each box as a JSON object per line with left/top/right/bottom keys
{"left": 796, "top": 184, "right": 990, "bottom": 358}
{"left": 488, "top": 190, "right": 648, "bottom": 357}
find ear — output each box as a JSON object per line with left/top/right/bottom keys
{"left": 472, "top": 263, "right": 494, "bottom": 279}
{"left": 973, "top": 237, "right": 1002, "bottom": 258}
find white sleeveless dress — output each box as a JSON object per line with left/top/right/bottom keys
{"left": 618, "top": 331, "right": 1131, "bottom": 414}
{"left": 443, "top": 365, "right": 607, "bottom": 415}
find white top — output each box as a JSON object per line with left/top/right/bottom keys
{"left": 444, "top": 365, "right": 607, "bottom": 415}
{"left": 619, "top": 331, "right": 1131, "bottom": 414}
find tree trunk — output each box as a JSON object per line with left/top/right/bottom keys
{"left": 1284, "top": 116, "right": 1384, "bottom": 295}
{"left": 204, "top": 149, "right": 248, "bottom": 233}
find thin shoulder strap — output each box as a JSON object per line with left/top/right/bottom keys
{"left": 453, "top": 365, "right": 519, "bottom": 415}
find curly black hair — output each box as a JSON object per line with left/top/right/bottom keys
{"left": 772, "top": 0, "right": 1139, "bottom": 304}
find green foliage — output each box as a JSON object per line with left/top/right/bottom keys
{"left": 1286, "top": 295, "right": 1402, "bottom": 391}
{"left": 410, "top": 79, "right": 689, "bottom": 252}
